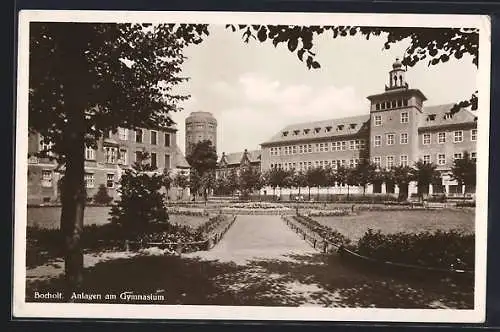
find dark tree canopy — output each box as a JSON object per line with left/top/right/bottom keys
{"left": 29, "top": 22, "right": 209, "bottom": 161}
{"left": 186, "top": 140, "right": 218, "bottom": 176}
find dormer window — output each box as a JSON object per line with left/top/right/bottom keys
{"left": 443, "top": 112, "right": 453, "bottom": 120}
{"left": 427, "top": 114, "right": 436, "bottom": 121}
{"left": 303, "top": 129, "right": 310, "bottom": 135}
{"left": 349, "top": 123, "right": 356, "bottom": 129}
{"left": 314, "top": 127, "right": 321, "bottom": 133}
{"left": 375, "top": 103, "right": 380, "bottom": 111}
{"left": 282, "top": 131, "right": 288, "bottom": 137}
{"left": 337, "top": 124, "right": 344, "bottom": 131}
{"left": 293, "top": 130, "right": 300, "bottom": 135}
{"left": 325, "top": 126, "right": 332, "bottom": 132}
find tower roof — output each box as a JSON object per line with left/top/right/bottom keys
{"left": 392, "top": 58, "right": 403, "bottom": 70}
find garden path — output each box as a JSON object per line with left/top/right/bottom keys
{"left": 185, "top": 215, "right": 317, "bottom": 265}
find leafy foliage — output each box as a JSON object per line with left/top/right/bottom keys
{"left": 411, "top": 161, "right": 441, "bottom": 198}
{"left": 93, "top": 184, "right": 113, "bottom": 205}
{"left": 356, "top": 228, "right": 475, "bottom": 270}
{"left": 109, "top": 153, "right": 169, "bottom": 233}
{"left": 450, "top": 151, "right": 477, "bottom": 193}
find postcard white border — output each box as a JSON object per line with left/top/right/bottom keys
{"left": 13, "top": 10, "right": 491, "bottom": 322}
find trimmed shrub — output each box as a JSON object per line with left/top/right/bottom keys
{"left": 93, "top": 184, "right": 113, "bottom": 205}
{"left": 292, "top": 215, "right": 351, "bottom": 245}
{"left": 456, "top": 201, "right": 476, "bottom": 208}
{"left": 355, "top": 228, "right": 474, "bottom": 270}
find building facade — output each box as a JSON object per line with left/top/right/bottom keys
{"left": 260, "top": 59, "right": 478, "bottom": 196}
{"left": 216, "top": 149, "right": 262, "bottom": 179}
{"left": 185, "top": 111, "right": 217, "bottom": 157}
{"left": 27, "top": 126, "right": 190, "bottom": 204}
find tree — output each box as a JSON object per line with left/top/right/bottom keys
{"left": 93, "top": 184, "right": 113, "bottom": 205}
{"left": 291, "top": 170, "right": 308, "bottom": 197}
{"left": 29, "top": 22, "right": 208, "bottom": 295}
{"left": 228, "top": 25, "right": 478, "bottom": 110}
{"left": 239, "top": 166, "right": 262, "bottom": 200}
{"left": 110, "top": 153, "right": 169, "bottom": 233}
{"left": 189, "top": 169, "right": 202, "bottom": 201}
{"left": 265, "top": 167, "right": 288, "bottom": 199}
{"left": 335, "top": 165, "right": 348, "bottom": 195}
{"left": 186, "top": 140, "right": 218, "bottom": 176}
{"left": 173, "top": 171, "right": 189, "bottom": 200}
{"left": 451, "top": 151, "right": 477, "bottom": 198}
{"left": 392, "top": 165, "right": 414, "bottom": 201}
{"left": 411, "top": 161, "right": 441, "bottom": 200}
{"left": 162, "top": 169, "right": 173, "bottom": 200}
{"left": 227, "top": 168, "right": 239, "bottom": 196}
{"left": 324, "top": 166, "right": 338, "bottom": 200}
{"left": 345, "top": 167, "right": 359, "bottom": 199}
{"left": 306, "top": 167, "right": 326, "bottom": 201}
{"left": 354, "top": 159, "right": 377, "bottom": 196}
{"left": 200, "top": 170, "right": 216, "bottom": 204}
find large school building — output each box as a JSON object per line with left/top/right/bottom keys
{"left": 260, "top": 59, "right": 478, "bottom": 196}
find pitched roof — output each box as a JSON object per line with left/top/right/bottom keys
{"left": 174, "top": 144, "right": 190, "bottom": 169}
{"left": 220, "top": 149, "right": 261, "bottom": 166}
{"left": 261, "top": 114, "right": 370, "bottom": 145}
{"left": 419, "top": 103, "right": 477, "bottom": 129}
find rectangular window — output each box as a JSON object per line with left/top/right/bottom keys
{"left": 373, "top": 156, "right": 381, "bottom": 167}
{"left": 106, "top": 174, "right": 115, "bottom": 188}
{"left": 438, "top": 132, "right": 446, "bottom": 144}
{"left": 423, "top": 155, "right": 431, "bottom": 164}
{"left": 400, "top": 155, "right": 408, "bottom": 167}
{"left": 374, "top": 135, "right": 381, "bottom": 147}
{"left": 438, "top": 153, "right": 446, "bottom": 166}
{"left": 454, "top": 130, "right": 463, "bottom": 143}
{"left": 349, "top": 159, "right": 355, "bottom": 168}
{"left": 119, "top": 149, "right": 128, "bottom": 165}
{"left": 85, "top": 173, "right": 95, "bottom": 188}
{"left": 151, "top": 152, "right": 157, "bottom": 168}
{"left": 118, "top": 127, "right": 128, "bottom": 141}
{"left": 292, "top": 145, "right": 297, "bottom": 154}
{"left": 454, "top": 152, "right": 463, "bottom": 160}
{"left": 386, "top": 156, "right": 394, "bottom": 168}
{"left": 471, "top": 129, "right": 477, "bottom": 141}
{"left": 349, "top": 140, "right": 356, "bottom": 150}
{"left": 423, "top": 133, "right": 431, "bottom": 145}
{"left": 164, "top": 133, "right": 171, "bottom": 147}
{"left": 85, "top": 146, "right": 95, "bottom": 160}
{"left": 374, "top": 115, "right": 382, "bottom": 126}
{"left": 39, "top": 137, "right": 54, "bottom": 156}
{"left": 400, "top": 133, "right": 408, "bottom": 144}
{"left": 104, "top": 146, "right": 118, "bottom": 164}
{"left": 308, "top": 144, "right": 312, "bottom": 153}
{"left": 386, "top": 134, "right": 395, "bottom": 145}
{"left": 401, "top": 112, "right": 409, "bottom": 123}
{"left": 165, "top": 154, "right": 171, "bottom": 169}
{"left": 150, "top": 131, "right": 157, "bottom": 145}
{"left": 135, "top": 129, "right": 143, "bottom": 143}
{"left": 471, "top": 152, "right": 477, "bottom": 161}
{"left": 41, "top": 170, "right": 52, "bottom": 187}
{"left": 135, "top": 151, "right": 142, "bottom": 163}
{"left": 341, "top": 141, "right": 347, "bottom": 151}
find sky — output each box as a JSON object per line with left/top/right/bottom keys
{"left": 170, "top": 25, "right": 478, "bottom": 157}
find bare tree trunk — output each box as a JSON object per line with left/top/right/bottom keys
{"left": 60, "top": 98, "right": 86, "bottom": 300}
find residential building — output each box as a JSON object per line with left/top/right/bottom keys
{"left": 216, "top": 149, "right": 262, "bottom": 179}
{"left": 27, "top": 125, "right": 189, "bottom": 204}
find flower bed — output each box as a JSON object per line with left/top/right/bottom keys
{"left": 27, "top": 214, "right": 237, "bottom": 266}
{"left": 306, "top": 209, "right": 351, "bottom": 217}
{"left": 291, "top": 215, "right": 351, "bottom": 245}
{"left": 355, "top": 229, "right": 475, "bottom": 271}
{"left": 166, "top": 207, "right": 208, "bottom": 216}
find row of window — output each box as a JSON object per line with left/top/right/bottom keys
{"left": 270, "top": 159, "right": 361, "bottom": 171}
{"left": 373, "top": 111, "right": 409, "bottom": 126}
{"left": 269, "top": 139, "right": 367, "bottom": 156}
{"left": 186, "top": 123, "right": 217, "bottom": 130}
{"left": 282, "top": 123, "right": 360, "bottom": 137}
{"left": 374, "top": 98, "right": 409, "bottom": 112}
{"left": 373, "top": 152, "right": 477, "bottom": 168}
{"left": 113, "top": 128, "right": 171, "bottom": 146}
{"left": 372, "top": 129, "right": 476, "bottom": 148}
{"left": 85, "top": 146, "right": 171, "bottom": 168}
{"left": 421, "top": 129, "right": 476, "bottom": 145}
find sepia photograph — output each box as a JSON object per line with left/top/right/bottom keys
{"left": 13, "top": 10, "right": 490, "bottom": 322}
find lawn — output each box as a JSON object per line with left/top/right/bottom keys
{"left": 27, "top": 207, "right": 206, "bottom": 229}
{"left": 314, "top": 209, "right": 475, "bottom": 243}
